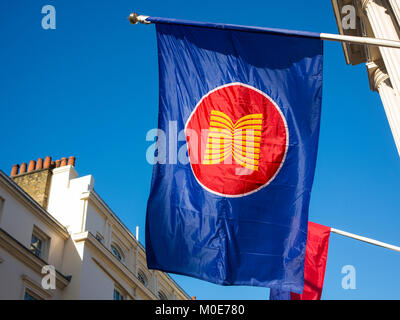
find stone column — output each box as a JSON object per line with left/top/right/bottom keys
{"left": 361, "top": 0, "right": 400, "bottom": 93}
{"left": 368, "top": 61, "right": 400, "bottom": 154}
{"left": 388, "top": 0, "right": 400, "bottom": 25}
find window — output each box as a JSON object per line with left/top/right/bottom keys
{"left": 0, "top": 196, "right": 4, "bottom": 222}
{"left": 23, "top": 288, "right": 43, "bottom": 300}
{"left": 111, "top": 244, "right": 124, "bottom": 262}
{"left": 113, "top": 288, "right": 124, "bottom": 300}
{"left": 30, "top": 234, "right": 43, "bottom": 258}
{"left": 137, "top": 270, "right": 148, "bottom": 287}
{"left": 24, "top": 291, "right": 37, "bottom": 301}
{"left": 158, "top": 291, "right": 168, "bottom": 300}
{"left": 21, "top": 275, "right": 49, "bottom": 300}
{"left": 95, "top": 232, "right": 104, "bottom": 244}
{"left": 29, "top": 226, "right": 50, "bottom": 260}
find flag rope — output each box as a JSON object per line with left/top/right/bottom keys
{"left": 331, "top": 228, "right": 400, "bottom": 252}
{"left": 128, "top": 12, "right": 400, "bottom": 50}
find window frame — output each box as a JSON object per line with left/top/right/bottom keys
{"left": 110, "top": 243, "right": 124, "bottom": 263}
{"left": 137, "top": 270, "right": 148, "bottom": 288}
{"left": 0, "top": 196, "right": 4, "bottom": 223}
{"left": 24, "top": 289, "right": 41, "bottom": 301}
{"left": 113, "top": 288, "right": 125, "bottom": 300}
{"left": 95, "top": 232, "right": 104, "bottom": 244}
{"left": 29, "top": 226, "right": 50, "bottom": 261}
{"left": 21, "top": 275, "right": 50, "bottom": 300}
{"left": 158, "top": 290, "right": 168, "bottom": 300}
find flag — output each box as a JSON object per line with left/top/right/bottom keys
{"left": 270, "top": 222, "right": 331, "bottom": 300}
{"left": 145, "top": 18, "right": 323, "bottom": 293}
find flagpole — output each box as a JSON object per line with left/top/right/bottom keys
{"left": 331, "top": 228, "right": 400, "bottom": 252}
{"left": 320, "top": 33, "right": 400, "bottom": 50}
{"left": 128, "top": 12, "right": 400, "bottom": 50}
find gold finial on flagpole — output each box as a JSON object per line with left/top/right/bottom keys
{"left": 128, "top": 12, "right": 151, "bottom": 25}
{"left": 128, "top": 12, "right": 138, "bottom": 24}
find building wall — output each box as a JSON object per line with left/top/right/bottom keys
{"left": 0, "top": 181, "right": 67, "bottom": 270}
{"left": 0, "top": 160, "right": 190, "bottom": 300}
{"left": 0, "top": 249, "right": 63, "bottom": 300}
{"left": 59, "top": 238, "right": 85, "bottom": 299}
{"left": 79, "top": 247, "right": 116, "bottom": 300}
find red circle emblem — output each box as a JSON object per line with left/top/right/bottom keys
{"left": 185, "top": 83, "right": 288, "bottom": 197}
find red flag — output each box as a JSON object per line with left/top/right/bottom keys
{"left": 290, "top": 222, "right": 331, "bottom": 300}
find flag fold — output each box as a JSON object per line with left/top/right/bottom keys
{"left": 270, "top": 222, "right": 331, "bottom": 300}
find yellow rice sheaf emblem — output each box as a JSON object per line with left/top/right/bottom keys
{"left": 203, "top": 110, "right": 263, "bottom": 171}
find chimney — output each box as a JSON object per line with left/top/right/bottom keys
{"left": 27, "top": 160, "right": 36, "bottom": 173}
{"left": 68, "top": 156, "right": 76, "bottom": 167}
{"left": 10, "top": 165, "right": 19, "bottom": 177}
{"left": 60, "top": 157, "right": 68, "bottom": 167}
{"left": 10, "top": 155, "right": 76, "bottom": 209}
{"left": 36, "top": 158, "right": 43, "bottom": 170}
{"left": 43, "top": 156, "right": 52, "bottom": 169}
{"left": 20, "top": 163, "right": 27, "bottom": 174}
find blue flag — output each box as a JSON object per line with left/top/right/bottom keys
{"left": 145, "top": 18, "right": 323, "bottom": 293}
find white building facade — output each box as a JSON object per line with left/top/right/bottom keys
{"left": 332, "top": 0, "right": 400, "bottom": 154}
{"left": 0, "top": 156, "right": 190, "bottom": 300}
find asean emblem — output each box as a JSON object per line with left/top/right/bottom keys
{"left": 185, "top": 83, "right": 288, "bottom": 197}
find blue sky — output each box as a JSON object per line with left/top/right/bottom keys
{"left": 1, "top": 0, "right": 400, "bottom": 300}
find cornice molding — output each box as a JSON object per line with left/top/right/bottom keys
{"left": 91, "top": 257, "right": 135, "bottom": 300}
{"left": 360, "top": 0, "right": 372, "bottom": 12}
{"left": 0, "top": 228, "right": 70, "bottom": 289}
{"left": 373, "top": 64, "right": 390, "bottom": 90}
{"left": 21, "top": 274, "right": 52, "bottom": 299}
